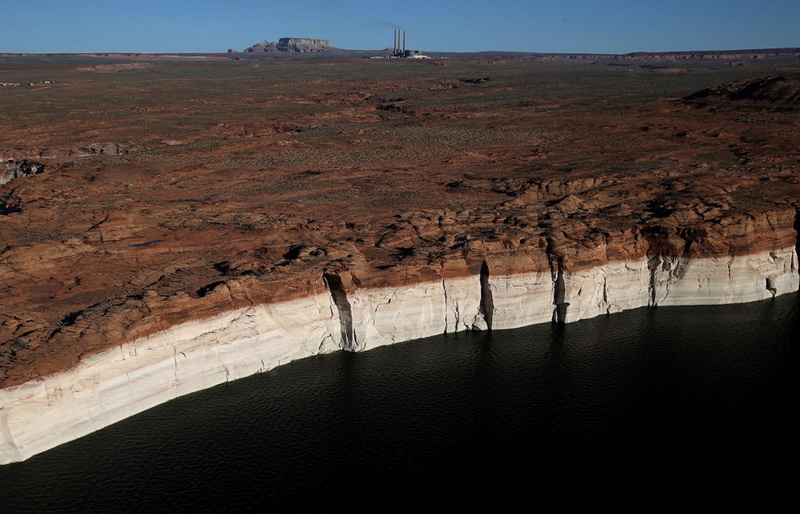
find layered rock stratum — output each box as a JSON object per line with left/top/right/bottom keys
{"left": 1, "top": 52, "right": 799, "bottom": 463}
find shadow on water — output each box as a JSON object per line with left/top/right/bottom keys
{"left": 545, "top": 319, "right": 567, "bottom": 359}
{"left": 2, "top": 295, "right": 799, "bottom": 510}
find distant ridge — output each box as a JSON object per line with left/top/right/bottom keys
{"left": 223, "top": 43, "right": 800, "bottom": 62}
{"left": 683, "top": 74, "right": 800, "bottom": 111}
{"left": 421, "top": 47, "right": 800, "bottom": 61}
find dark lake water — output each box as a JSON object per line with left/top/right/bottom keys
{"left": 2, "top": 295, "right": 799, "bottom": 511}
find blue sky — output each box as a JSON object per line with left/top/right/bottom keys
{"left": 2, "top": 0, "right": 798, "bottom": 54}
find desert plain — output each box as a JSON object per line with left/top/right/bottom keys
{"left": 1, "top": 50, "right": 799, "bottom": 392}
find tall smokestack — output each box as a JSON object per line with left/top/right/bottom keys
{"left": 393, "top": 28, "right": 397, "bottom": 54}
{"left": 403, "top": 30, "right": 406, "bottom": 55}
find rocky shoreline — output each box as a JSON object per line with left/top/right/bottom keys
{"left": 1, "top": 229, "right": 797, "bottom": 464}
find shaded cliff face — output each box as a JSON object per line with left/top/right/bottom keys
{"left": 1, "top": 55, "right": 800, "bottom": 387}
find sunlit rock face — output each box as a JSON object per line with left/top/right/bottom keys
{"left": 0, "top": 294, "right": 342, "bottom": 464}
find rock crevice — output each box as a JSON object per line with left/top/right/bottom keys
{"left": 323, "top": 273, "right": 356, "bottom": 351}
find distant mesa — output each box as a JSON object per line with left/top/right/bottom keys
{"left": 235, "top": 38, "right": 336, "bottom": 54}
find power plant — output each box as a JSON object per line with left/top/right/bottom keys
{"left": 389, "top": 27, "right": 427, "bottom": 58}
{"left": 392, "top": 27, "right": 406, "bottom": 57}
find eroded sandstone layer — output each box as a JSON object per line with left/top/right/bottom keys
{"left": 1, "top": 54, "right": 799, "bottom": 463}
